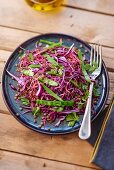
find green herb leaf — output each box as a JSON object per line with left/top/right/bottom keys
{"left": 78, "top": 50, "right": 83, "bottom": 60}
{"left": 48, "top": 42, "right": 62, "bottom": 48}
{"left": 84, "top": 90, "right": 89, "bottom": 100}
{"left": 70, "top": 80, "right": 78, "bottom": 87}
{"left": 21, "top": 97, "right": 30, "bottom": 106}
{"left": 29, "top": 64, "right": 41, "bottom": 68}
{"left": 68, "top": 121, "right": 76, "bottom": 127}
{"left": 66, "top": 112, "right": 79, "bottom": 121}
{"left": 78, "top": 50, "right": 91, "bottom": 82}
{"left": 58, "top": 68, "right": 63, "bottom": 76}
{"left": 32, "top": 107, "right": 40, "bottom": 116}
{"left": 80, "top": 89, "right": 89, "bottom": 104}
{"left": 53, "top": 107, "right": 64, "bottom": 112}
{"left": 56, "top": 107, "right": 64, "bottom": 112}
{"left": 36, "top": 100, "right": 74, "bottom": 107}
{"left": 42, "top": 78, "right": 58, "bottom": 86}
{"left": 47, "top": 69, "right": 58, "bottom": 75}
{"left": 22, "top": 69, "right": 34, "bottom": 76}
{"left": 66, "top": 114, "right": 75, "bottom": 121}
{"left": 82, "top": 84, "right": 88, "bottom": 90}
{"left": 42, "top": 84, "right": 62, "bottom": 101}
{"left": 40, "top": 39, "right": 54, "bottom": 45}
{"left": 47, "top": 67, "right": 63, "bottom": 76}
{"left": 78, "top": 83, "right": 82, "bottom": 89}
{"left": 78, "top": 104, "right": 83, "bottom": 109}
{"left": 83, "top": 64, "right": 91, "bottom": 71}
{"left": 82, "top": 63, "right": 91, "bottom": 82}
{"left": 93, "top": 87, "right": 100, "bottom": 97}
{"left": 81, "top": 97, "right": 86, "bottom": 102}
{"left": 83, "top": 62, "right": 98, "bottom": 73}
{"left": 28, "top": 53, "right": 34, "bottom": 61}
{"left": 78, "top": 102, "right": 84, "bottom": 109}
{"left": 43, "top": 54, "right": 58, "bottom": 66}
{"left": 66, "top": 112, "right": 79, "bottom": 127}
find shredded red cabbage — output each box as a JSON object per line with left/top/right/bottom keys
{"left": 7, "top": 39, "right": 99, "bottom": 128}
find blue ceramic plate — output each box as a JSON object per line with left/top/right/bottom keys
{"left": 2, "top": 33, "right": 109, "bottom": 134}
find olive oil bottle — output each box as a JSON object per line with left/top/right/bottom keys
{"left": 25, "top": 0, "right": 64, "bottom": 11}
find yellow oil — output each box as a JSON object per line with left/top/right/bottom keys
{"left": 25, "top": 0, "right": 64, "bottom": 11}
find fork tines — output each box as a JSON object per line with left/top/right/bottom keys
{"left": 90, "top": 44, "right": 102, "bottom": 71}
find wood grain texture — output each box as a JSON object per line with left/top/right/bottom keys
{"left": 0, "top": 26, "right": 38, "bottom": 51}
{"left": 64, "top": 0, "right": 114, "bottom": 16}
{"left": 0, "top": 0, "right": 114, "bottom": 47}
{"left": 0, "top": 26, "right": 113, "bottom": 71}
{"left": 0, "top": 1, "right": 113, "bottom": 169}
{"left": 0, "top": 113, "right": 99, "bottom": 169}
{"left": 0, "top": 150, "right": 97, "bottom": 170}
{"left": 0, "top": 26, "right": 113, "bottom": 112}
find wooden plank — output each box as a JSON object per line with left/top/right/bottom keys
{"left": 0, "top": 26, "right": 114, "bottom": 71}
{"left": 0, "top": 113, "right": 99, "bottom": 169}
{"left": 0, "top": 26, "right": 38, "bottom": 52}
{"left": 0, "top": 1, "right": 114, "bottom": 47}
{"left": 64, "top": 0, "right": 114, "bottom": 16}
{"left": 0, "top": 150, "right": 97, "bottom": 170}
{"left": 0, "top": 26, "right": 113, "bottom": 112}
{"left": 0, "top": 53, "right": 10, "bottom": 113}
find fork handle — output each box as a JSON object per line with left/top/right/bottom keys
{"left": 78, "top": 82, "right": 94, "bottom": 140}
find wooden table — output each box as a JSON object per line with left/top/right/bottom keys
{"left": 0, "top": 1, "right": 114, "bottom": 169}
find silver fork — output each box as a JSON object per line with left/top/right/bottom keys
{"left": 79, "top": 44, "right": 102, "bottom": 140}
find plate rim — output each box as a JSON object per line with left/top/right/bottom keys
{"left": 2, "top": 33, "right": 109, "bottom": 135}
